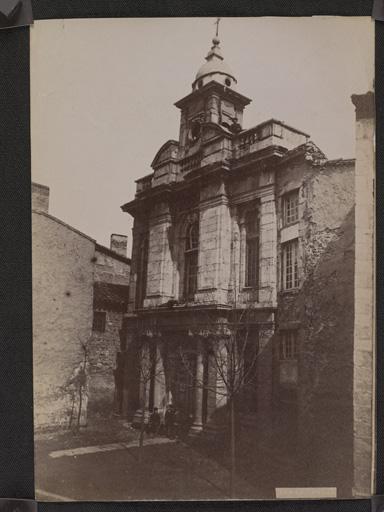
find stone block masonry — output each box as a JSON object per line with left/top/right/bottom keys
{"left": 351, "top": 91, "right": 375, "bottom": 497}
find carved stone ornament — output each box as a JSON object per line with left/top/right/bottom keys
{"left": 186, "top": 211, "right": 199, "bottom": 225}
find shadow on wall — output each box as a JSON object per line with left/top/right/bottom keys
{"left": 274, "top": 205, "right": 355, "bottom": 496}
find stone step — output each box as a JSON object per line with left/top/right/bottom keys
{"left": 198, "top": 421, "right": 229, "bottom": 440}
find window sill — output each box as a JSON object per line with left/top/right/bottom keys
{"left": 282, "top": 221, "right": 299, "bottom": 228}
{"left": 279, "top": 288, "right": 300, "bottom": 295}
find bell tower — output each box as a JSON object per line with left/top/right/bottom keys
{"left": 174, "top": 27, "right": 252, "bottom": 159}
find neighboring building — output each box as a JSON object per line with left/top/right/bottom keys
{"left": 32, "top": 183, "right": 130, "bottom": 429}
{"left": 90, "top": 241, "right": 130, "bottom": 416}
{"left": 351, "top": 91, "right": 375, "bottom": 498}
{"left": 120, "top": 37, "right": 373, "bottom": 497}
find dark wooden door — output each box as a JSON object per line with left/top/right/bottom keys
{"left": 175, "top": 354, "right": 196, "bottom": 416}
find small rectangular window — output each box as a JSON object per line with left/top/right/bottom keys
{"left": 283, "top": 190, "right": 299, "bottom": 226}
{"left": 282, "top": 239, "right": 299, "bottom": 290}
{"left": 280, "top": 330, "right": 297, "bottom": 360}
{"left": 93, "top": 311, "right": 106, "bottom": 332}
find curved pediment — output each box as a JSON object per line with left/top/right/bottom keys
{"left": 202, "top": 121, "right": 233, "bottom": 141}
{"left": 151, "top": 140, "right": 179, "bottom": 169}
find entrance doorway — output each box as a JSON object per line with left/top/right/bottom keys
{"left": 173, "top": 352, "right": 196, "bottom": 417}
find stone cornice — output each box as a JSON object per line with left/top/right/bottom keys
{"left": 174, "top": 81, "right": 252, "bottom": 110}
{"left": 229, "top": 145, "right": 286, "bottom": 173}
{"left": 122, "top": 185, "right": 172, "bottom": 216}
{"left": 183, "top": 160, "right": 230, "bottom": 183}
{"left": 199, "top": 193, "right": 229, "bottom": 211}
{"left": 230, "top": 185, "right": 275, "bottom": 205}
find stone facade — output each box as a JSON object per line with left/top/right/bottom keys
{"left": 120, "top": 37, "right": 374, "bottom": 497}
{"left": 33, "top": 185, "right": 130, "bottom": 429}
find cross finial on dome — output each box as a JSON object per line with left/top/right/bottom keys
{"left": 192, "top": 18, "right": 237, "bottom": 91}
{"left": 213, "top": 17, "right": 221, "bottom": 45}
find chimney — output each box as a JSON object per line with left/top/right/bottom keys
{"left": 110, "top": 234, "right": 128, "bottom": 257}
{"left": 31, "top": 182, "right": 50, "bottom": 213}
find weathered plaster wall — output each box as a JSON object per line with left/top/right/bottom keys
{"left": 32, "top": 212, "right": 95, "bottom": 429}
{"left": 274, "top": 157, "right": 355, "bottom": 494}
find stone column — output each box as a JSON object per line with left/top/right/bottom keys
{"left": 196, "top": 180, "right": 231, "bottom": 303}
{"left": 191, "top": 340, "right": 204, "bottom": 431}
{"left": 152, "top": 340, "right": 166, "bottom": 415}
{"left": 132, "top": 343, "right": 150, "bottom": 427}
{"left": 145, "top": 200, "right": 174, "bottom": 307}
{"left": 259, "top": 195, "right": 277, "bottom": 304}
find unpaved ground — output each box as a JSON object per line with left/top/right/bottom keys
{"left": 35, "top": 417, "right": 263, "bottom": 501}
{"left": 35, "top": 415, "right": 139, "bottom": 453}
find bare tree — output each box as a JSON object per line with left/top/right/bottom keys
{"left": 59, "top": 333, "right": 91, "bottom": 432}
{"left": 179, "top": 297, "right": 271, "bottom": 498}
{"left": 134, "top": 315, "right": 165, "bottom": 464}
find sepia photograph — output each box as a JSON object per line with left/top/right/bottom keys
{"left": 31, "top": 17, "right": 375, "bottom": 501}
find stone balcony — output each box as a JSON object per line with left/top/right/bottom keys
{"left": 233, "top": 119, "right": 310, "bottom": 160}
{"left": 135, "top": 173, "right": 153, "bottom": 194}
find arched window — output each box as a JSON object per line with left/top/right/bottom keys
{"left": 184, "top": 221, "right": 199, "bottom": 298}
{"left": 245, "top": 211, "right": 259, "bottom": 288}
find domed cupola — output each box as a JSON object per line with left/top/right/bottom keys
{"left": 192, "top": 36, "right": 237, "bottom": 91}
{"left": 174, "top": 22, "right": 251, "bottom": 158}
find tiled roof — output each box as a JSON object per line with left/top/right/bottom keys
{"left": 93, "top": 282, "right": 129, "bottom": 311}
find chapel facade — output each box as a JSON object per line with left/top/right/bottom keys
{"left": 120, "top": 34, "right": 358, "bottom": 493}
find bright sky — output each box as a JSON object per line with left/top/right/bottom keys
{"left": 31, "top": 17, "right": 374, "bottom": 253}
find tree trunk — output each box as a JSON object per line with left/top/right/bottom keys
{"left": 138, "top": 387, "right": 147, "bottom": 464}
{"left": 229, "top": 394, "right": 235, "bottom": 498}
{"left": 77, "top": 381, "right": 83, "bottom": 430}
{"left": 69, "top": 395, "right": 75, "bottom": 430}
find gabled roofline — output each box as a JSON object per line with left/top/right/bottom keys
{"left": 33, "top": 210, "right": 131, "bottom": 264}
{"left": 96, "top": 243, "right": 131, "bottom": 265}
{"left": 32, "top": 210, "right": 96, "bottom": 243}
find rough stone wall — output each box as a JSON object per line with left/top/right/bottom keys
{"left": 94, "top": 249, "right": 130, "bottom": 286}
{"left": 32, "top": 182, "right": 49, "bottom": 213}
{"left": 274, "top": 157, "right": 356, "bottom": 494}
{"left": 90, "top": 249, "right": 129, "bottom": 414}
{"left": 88, "top": 310, "right": 123, "bottom": 416}
{"left": 32, "top": 212, "right": 95, "bottom": 429}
